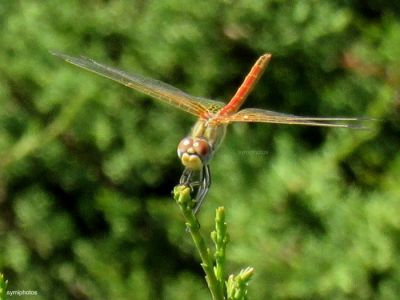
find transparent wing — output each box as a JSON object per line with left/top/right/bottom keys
{"left": 225, "top": 108, "right": 367, "bottom": 128}
{"left": 51, "top": 51, "right": 226, "bottom": 117}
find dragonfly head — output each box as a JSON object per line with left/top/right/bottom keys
{"left": 177, "top": 137, "right": 212, "bottom": 170}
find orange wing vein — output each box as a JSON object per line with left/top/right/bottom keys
{"left": 225, "top": 108, "right": 367, "bottom": 129}
{"left": 51, "top": 51, "right": 225, "bottom": 117}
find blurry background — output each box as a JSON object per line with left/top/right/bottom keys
{"left": 0, "top": 1, "right": 399, "bottom": 299}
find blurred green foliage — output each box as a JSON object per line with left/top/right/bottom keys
{"left": 0, "top": 1, "right": 399, "bottom": 299}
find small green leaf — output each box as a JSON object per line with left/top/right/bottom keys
{"left": 226, "top": 267, "right": 254, "bottom": 300}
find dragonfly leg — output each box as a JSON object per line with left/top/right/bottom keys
{"left": 180, "top": 168, "right": 200, "bottom": 193}
{"left": 180, "top": 167, "right": 203, "bottom": 188}
{"left": 179, "top": 166, "right": 211, "bottom": 214}
{"left": 179, "top": 168, "right": 193, "bottom": 185}
{"left": 193, "top": 165, "right": 211, "bottom": 214}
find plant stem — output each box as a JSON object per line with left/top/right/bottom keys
{"left": 212, "top": 207, "right": 229, "bottom": 296}
{"left": 0, "top": 273, "right": 7, "bottom": 300}
{"left": 173, "top": 185, "right": 224, "bottom": 300}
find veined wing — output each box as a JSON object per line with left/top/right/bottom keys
{"left": 225, "top": 108, "right": 366, "bottom": 128}
{"left": 51, "top": 51, "right": 225, "bottom": 117}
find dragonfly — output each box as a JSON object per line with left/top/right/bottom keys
{"left": 52, "top": 51, "right": 363, "bottom": 213}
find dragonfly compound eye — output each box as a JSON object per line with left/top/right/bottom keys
{"left": 193, "top": 139, "right": 210, "bottom": 157}
{"left": 177, "top": 137, "right": 193, "bottom": 157}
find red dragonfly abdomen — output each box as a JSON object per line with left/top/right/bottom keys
{"left": 218, "top": 53, "right": 272, "bottom": 116}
